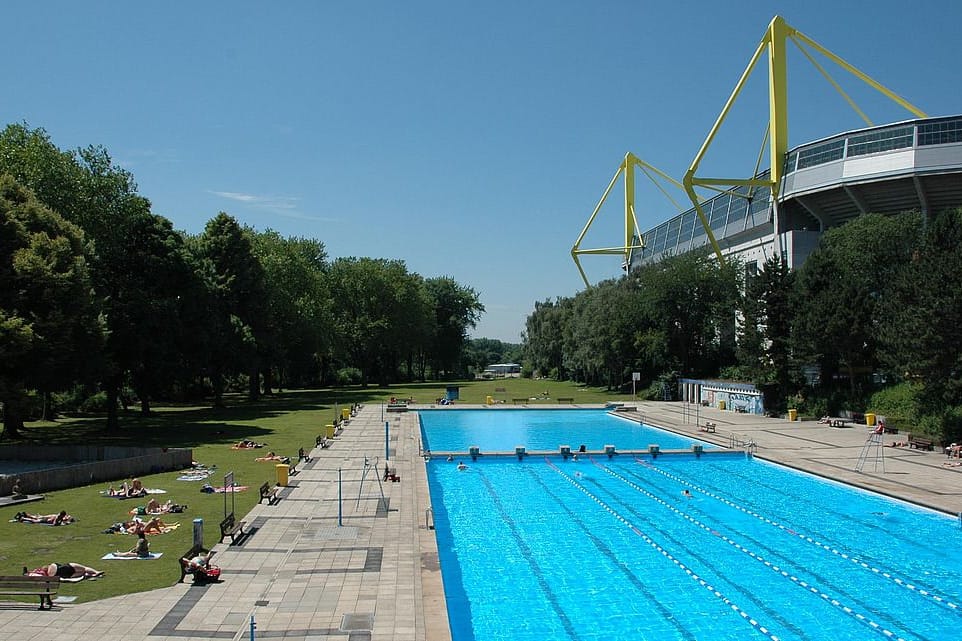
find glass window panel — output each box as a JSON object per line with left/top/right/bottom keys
{"left": 918, "top": 119, "right": 962, "bottom": 146}
{"left": 847, "top": 126, "right": 914, "bottom": 157}
{"left": 710, "top": 195, "right": 730, "bottom": 229}
{"left": 796, "top": 139, "right": 845, "bottom": 169}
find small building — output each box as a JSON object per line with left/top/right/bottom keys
{"left": 481, "top": 363, "right": 522, "bottom": 379}
{"left": 679, "top": 378, "right": 765, "bottom": 415}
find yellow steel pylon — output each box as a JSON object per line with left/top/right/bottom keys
{"left": 571, "top": 152, "right": 693, "bottom": 288}
{"left": 683, "top": 14, "right": 927, "bottom": 264}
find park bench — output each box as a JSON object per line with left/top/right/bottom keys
{"left": 512, "top": 398, "right": 527, "bottom": 404}
{"left": 382, "top": 466, "right": 400, "bottom": 483}
{"left": 0, "top": 575, "right": 59, "bottom": 610}
{"left": 828, "top": 418, "right": 848, "bottom": 427}
{"left": 316, "top": 435, "right": 332, "bottom": 448}
{"left": 287, "top": 457, "right": 299, "bottom": 476}
{"left": 908, "top": 434, "right": 934, "bottom": 451}
{"left": 218, "top": 512, "right": 246, "bottom": 544}
{"left": 259, "top": 481, "right": 281, "bottom": 505}
{"left": 557, "top": 397, "right": 574, "bottom": 404}
{"left": 386, "top": 403, "right": 408, "bottom": 412}
{"left": 701, "top": 421, "right": 717, "bottom": 433}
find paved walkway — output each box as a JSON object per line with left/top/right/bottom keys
{"left": 1, "top": 402, "right": 960, "bottom": 641}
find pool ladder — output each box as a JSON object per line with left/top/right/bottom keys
{"left": 425, "top": 507, "right": 435, "bottom": 530}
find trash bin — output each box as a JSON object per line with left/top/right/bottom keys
{"left": 719, "top": 400, "right": 726, "bottom": 410}
{"left": 866, "top": 413, "right": 876, "bottom": 426}
{"left": 788, "top": 408, "right": 798, "bottom": 421}
{"left": 486, "top": 395, "right": 494, "bottom": 405}
{"left": 342, "top": 408, "right": 351, "bottom": 420}
{"left": 276, "top": 463, "right": 289, "bottom": 487}
{"left": 192, "top": 518, "right": 204, "bottom": 548}
{"left": 325, "top": 424, "right": 336, "bottom": 439}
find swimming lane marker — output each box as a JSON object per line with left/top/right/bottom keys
{"left": 632, "top": 456, "right": 959, "bottom": 613}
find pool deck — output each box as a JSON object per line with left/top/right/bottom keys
{"left": 1, "top": 402, "right": 960, "bottom": 640}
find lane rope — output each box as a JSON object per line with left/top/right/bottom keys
{"left": 544, "top": 457, "right": 782, "bottom": 641}
{"left": 588, "top": 457, "right": 912, "bottom": 641}
{"left": 632, "top": 456, "right": 960, "bottom": 614}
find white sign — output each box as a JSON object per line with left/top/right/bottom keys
{"left": 632, "top": 372, "right": 640, "bottom": 381}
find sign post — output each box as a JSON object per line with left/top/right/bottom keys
{"left": 632, "top": 372, "right": 640, "bottom": 399}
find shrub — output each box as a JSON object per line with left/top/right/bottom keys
{"left": 335, "top": 367, "right": 362, "bottom": 386}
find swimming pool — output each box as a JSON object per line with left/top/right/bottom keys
{"left": 419, "top": 408, "right": 708, "bottom": 452}
{"left": 423, "top": 410, "right": 961, "bottom": 641}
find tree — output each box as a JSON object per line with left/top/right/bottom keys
{"left": 424, "top": 277, "right": 484, "bottom": 379}
{"left": 0, "top": 175, "right": 100, "bottom": 437}
{"left": 878, "top": 208, "right": 962, "bottom": 431}
{"left": 793, "top": 212, "right": 921, "bottom": 402}
{"left": 249, "top": 230, "right": 332, "bottom": 389}
{"left": 194, "top": 213, "right": 268, "bottom": 406}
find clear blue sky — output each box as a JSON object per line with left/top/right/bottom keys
{"left": 7, "top": 2, "right": 961, "bottom": 342}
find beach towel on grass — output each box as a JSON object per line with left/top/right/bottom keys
{"left": 9, "top": 519, "right": 73, "bottom": 525}
{"left": 101, "top": 552, "right": 163, "bottom": 560}
{"left": 177, "top": 471, "right": 213, "bottom": 481}
{"left": 214, "top": 485, "right": 248, "bottom": 493}
{"left": 100, "top": 489, "right": 167, "bottom": 498}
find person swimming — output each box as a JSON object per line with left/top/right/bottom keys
{"left": 457, "top": 461, "right": 468, "bottom": 471}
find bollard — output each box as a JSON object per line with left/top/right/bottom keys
{"left": 192, "top": 518, "right": 204, "bottom": 549}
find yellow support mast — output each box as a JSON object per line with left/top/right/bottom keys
{"left": 683, "top": 15, "right": 927, "bottom": 265}
{"left": 571, "top": 152, "right": 689, "bottom": 288}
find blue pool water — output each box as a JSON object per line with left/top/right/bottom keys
{"left": 419, "top": 408, "right": 707, "bottom": 452}
{"left": 423, "top": 410, "right": 962, "bottom": 641}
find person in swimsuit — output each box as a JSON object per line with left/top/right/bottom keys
{"left": 24, "top": 562, "right": 104, "bottom": 578}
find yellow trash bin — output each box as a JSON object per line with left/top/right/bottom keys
{"left": 276, "top": 463, "right": 289, "bottom": 487}
{"left": 342, "top": 408, "right": 351, "bottom": 420}
{"left": 719, "top": 400, "right": 726, "bottom": 410}
{"left": 866, "top": 413, "right": 876, "bottom": 426}
{"left": 788, "top": 408, "right": 798, "bottom": 421}
{"left": 325, "top": 424, "right": 335, "bottom": 439}
{"left": 486, "top": 395, "right": 494, "bottom": 405}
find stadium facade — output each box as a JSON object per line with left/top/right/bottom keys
{"left": 629, "top": 114, "right": 962, "bottom": 274}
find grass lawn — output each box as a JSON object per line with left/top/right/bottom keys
{"left": 0, "top": 380, "right": 634, "bottom": 603}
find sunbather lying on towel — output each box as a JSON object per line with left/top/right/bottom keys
{"left": 232, "top": 440, "right": 266, "bottom": 449}
{"left": 24, "top": 562, "right": 104, "bottom": 579}
{"left": 254, "top": 451, "right": 290, "bottom": 463}
{"left": 14, "top": 510, "right": 75, "bottom": 525}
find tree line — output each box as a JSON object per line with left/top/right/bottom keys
{"left": 523, "top": 208, "right": 962, "bottom": 443}
{"left": 0, "top": 123, "right": 488, "bottom": 437}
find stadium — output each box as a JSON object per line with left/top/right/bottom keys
{"left": 572, "top": 16, "right": 962, "bottom": 280}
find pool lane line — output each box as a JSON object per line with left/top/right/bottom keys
{"left": 522, "top": 466, "right": 700, "bottom": 641}
{"left": 474, "top": 466, "right": 583, "bottom": 641}
{"left": 632, "top": 456, "right": 962, "bottom": 616}
{"left": 544, "top": 458, "right": 784, "bottom": 641}
{"left": 596, "top": 459, "right": 915, "bottom": 641}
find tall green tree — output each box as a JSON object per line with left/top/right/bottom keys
{"left": 793, "top": 212, "right": 921, "bottom": 401}
{"left": 878, "top": 208, "right": 962, "bottom": 422}
{"left": 0, "top": 176, "right": 100, "bottom": 437}
{"left": 194, "top": 213, "right": 268, "bottom": 406}
{"left": 424, "top": 277, "right": 484, "bottom": 379}
{"left": 249, "top": 230, "right": 332, "bottom": 389}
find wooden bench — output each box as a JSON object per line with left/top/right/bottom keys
{"left": 701, "top": 421, "right": 716, "bottom": 433}
{"left": 259, "top": 481, "right": 281, "bottom": 505}
{"left": 908, "top": 434, "right": 934, "bottom": 451}
{"left": 512, "top": 398, "right": 527, "bottom": 404}
{"left": 386, "top": 403, "right": 408, "bottom": 413}
{"left": 177, "top": 544, "right": 210, "bottom": 584}
{"left": 287, "top": 458, "right": 299, "bottom": 476}
{"left": 0, "top": 575, "right": 59, "bottom": 610}
{"left": 219, "top": 511, "right": 246, "bottom": 544}
{"left": 557, "top": 397, "right": 574, "bottom": 404}
{"left": 828, "top": 418, "right": 848, "bottom": 427}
